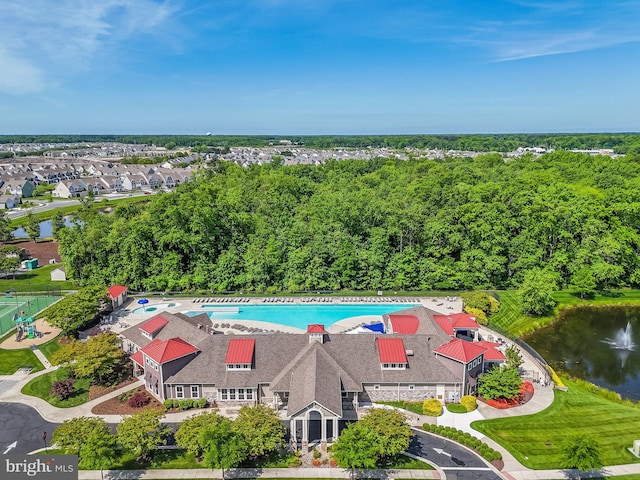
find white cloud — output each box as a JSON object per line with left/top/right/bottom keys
{"left": 0, "top": 47, "right": 44, "bottom": 95}
{"left": 0, "top": 0, "right": 177, "bottom": 94}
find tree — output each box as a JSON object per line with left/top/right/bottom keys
{"left": 570, "top": 267, "right": 597, "bottom": 299}
{"left": 358, "top": 408, "right": 413, "bottom": 463}
{"left": 0, "top": 210, "right": 12, "bottom": 241}
{"left": 52, "top": 332, "right": 126, "bottom": 385}
{"left": 561, "top": 435, "right": 603, "bottom": 476}
{"left": 52, "top": 211, "right": 66, "bottom": 240}
{"left": 116, "top": 410, "right": 170, "bottom": 462}
{"left": 52, "top": 417, "right": 112, "bottom": 455}
{"left": 505, "top": 345, "right": 523, "bottom": 370}
{"left": 232, "top": 404, "right": 286, "bottom": 458}
{"left": 175, "top": 412, "right": 226, "bottom": 458}
{"left": 331, "top": 421, "right": 380, "bottom": 478}
{"left": 478, "top": 365, "right": 523, "bottom": 400}
{"left": 519, "top": 269, "right": 558, "bottom": 315}
{"left": 200, "top": 417, "right": 248, "bottom": 479}
{"left": 79, "top": 429, "right": 117, "bottom": 480}
{"left": 42, "top": 285, "right": 107, "bottom": 337}
{"left": 0, "top": 245, "right": 21, "bottom": 278}
{"left": 51, "top": 378, "right": 76, "bottom": 400}
{"left": 25, "top": 211, "right": 41, "bottom": 242}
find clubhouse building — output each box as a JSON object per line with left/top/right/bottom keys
{"left": 119, "top": 306, "right": 505, "bottom": 449}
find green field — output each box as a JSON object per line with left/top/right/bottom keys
{"left": 21, "top": 367, "right": 91, "bottom": 407}
{"left": 489, "top": 289, "right": 640, "bottom": 337}
{"left": 0, "top": 330, "right": 44, "bottom": 374}
{"left": 0, "top": 264, "right": 74, "bottom": 293}
{"left": 471, "top": 380, "right": 640, "bottom": 469}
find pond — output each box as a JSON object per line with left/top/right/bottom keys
{"left": 525, "top": 305, "right": 640, "bottom": 400}
{"left": 12, "top": 217, "right": 78, "bottom": 239}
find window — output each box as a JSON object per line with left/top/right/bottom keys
{"left": 219, "top": 388, "right": 253, "bottom": 401}
{"left": 176, "top": 386, "right": 184, "bottom": 399}
{"left": 408, "top": 384, "right": 415, "bottom": 390}
{"left": 191, "top": 386, "right": 199, "bottom": 398}
{"left": 381, "top": 363, "right": 407, "bottom": 371}
{"left": 374, "top": 384, "right": 380, "bottom": 390}
{"left": 467, "top": 363, "right": 473, "bottom": 371}
{"left": 341, "top": 391, "right": 348, "bottom": 398}
{"left": 226, "top": 363, "right": 251, "bottom": 371}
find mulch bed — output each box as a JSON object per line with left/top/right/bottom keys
{"left": 88, "top": 377, "right": 139, "bottom": 401}
{"left": 91, "top": 392, "right": 165, "bottom": 415}
{"left": 478, "top": 381, "right": 535, "bottom": 409}
{"left": 491, "top": 459, "right": 504, "bottom": 471}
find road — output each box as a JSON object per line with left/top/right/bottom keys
{"left": 0, "top": 403, "right": 59, "bottom": 454}
{"left": 408, "top": 430, "right": 504, "bottom": 480}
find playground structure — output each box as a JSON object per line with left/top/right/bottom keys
{"left": 14, "top": 313, "right": 39, "bottom": 342}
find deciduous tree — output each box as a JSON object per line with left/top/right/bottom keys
{"left": 52, "top": 417, "right": 111, "bottom": 455}
{"left": 200, "top": 417, "right": 248, "bottom": 479}
{"left": 232, "top": 404, "right": 286, "bottom": 458}
{"left": 478, "top": 365, "right": 523, "bottom": 400}
{"left": 116, "top": 410, "right": 170, "bottom": 462}
{"left": 561, "top": 435, "right": 603, "bottom": 477}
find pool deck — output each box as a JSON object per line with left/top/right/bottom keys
{"left": 106, "top": 296, "right": 463, "bottom": 336}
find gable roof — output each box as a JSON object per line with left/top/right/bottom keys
{"left": 142, "top": 337, "right": 199, "bottom": 363}
{"left": 120, "top": 311, "right": 212, "bottom": 350}
{"left": 307, "top": 324, "right": 326, "bottom": 333}
{"left": 475, "top": 341, "right": 507, "bottom": 362}
{"left": 225, "top": 338, "right": 255, "bottom": 364}
{"left": 376, "top": 337, "right": 408, "bottom": 364}
{"left": 107, "top": 285, "right": 128, "bottom": 299}
{"left": 388, "top": 314, "right": 419, "bottom": 334}
{"left": 139, "top": 315, "right": 170, "bottom": 335}
{"left": 434, "top": 338, "right": 486, "bottom": 363}
{"left": 433, "top": 313, "right": 479, "bottom": 335}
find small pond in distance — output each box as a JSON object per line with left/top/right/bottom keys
{"left": 525, "top": 305, "right": 640, "bottom": 400}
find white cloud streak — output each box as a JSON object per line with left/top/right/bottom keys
{"left": 0, "top": 0, "right": 177, "bottom": 94}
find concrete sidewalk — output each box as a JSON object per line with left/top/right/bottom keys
{"left": 77, "top": 467, "right": 441, "bottom": 479}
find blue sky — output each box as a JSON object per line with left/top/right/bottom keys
{"left": 1, "top": 0, "right": 639, "bottom": 134}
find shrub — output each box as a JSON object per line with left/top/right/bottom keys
{"left": 128, "top": 391, "right": 150, "bottom": 408}
{"left": 313, "top": 448, "right": 321, "bottom": 459}
{"left": 329, "top": 459, "right": 338, "bottom": 467}
{"left": 464, "top": 307, "right": 487, "bottom": 325}
{"left": 422, "top": 399, "right": 443, "bottom": 416}
{"left": 163, "top": 399, "right": 174, "bottom": 409}
{"left": 118, "top": 388, "right": 137, "bottom": 402}
{"left": 460, "top": 395, "right": 477, "bottom": 412}
{"left": 311, "top": 458, "right": 322, "bottom": 467}
{"left": 196, "top": 398, "right": 208, "bottom": 408}
{"left": 179, "top": 399, "right": 193, "bottom": 410}
{"left": 288, "top": 455, "right": 302, "bottom": 467}
{"left": 51, "top": 378, "right": 76, "bottom": 400}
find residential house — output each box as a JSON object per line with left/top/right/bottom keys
{"left": 52, "top": 180, "right": 86, "bottom": 198}
{"left": 0, "top": 194, "right": 21, "bottom": 209}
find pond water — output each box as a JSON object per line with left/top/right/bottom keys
{"left": 13, "top": 217, "right": 77, "bottom": 239}
{"left": 525, "top": 305, "right": 640, "bottom": 400}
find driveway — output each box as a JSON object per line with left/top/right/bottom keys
{"left": 408, "top": 429, "right": 505, "bottom": 480}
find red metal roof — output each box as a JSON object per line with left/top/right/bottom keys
{"left": 434, "top": 338, "right": 486, "bottom": 363}
{"left": 433, "top": 316, "right": 455, "bottom": 336}
{"left": 139, "top": 315, "right": 169, "bottom": 335}
{"left": 307, "top": 324, "right": 326, "bottom": 333}
{"left": 433, "top": 313, "right": 479, "bottom": 335}
{"left": 130, "top": 350, "right": 144, "bottom": 366}
{"left": 225, "top": 338, "right": 256, "bottom": 364}
{"left": 142, "top": 337, "right": 199, "bottom": 363}
{"left": 107, "top": 284, "right": 128, "bottom": 299}
{"left": 475, "top": 341, "right": 506, "bottom": 362}
{"left": 376, "top": 338, "right": 408, "bottom": 364}
{"left": 389, "top": 314, "right": 419, "bottom": 334}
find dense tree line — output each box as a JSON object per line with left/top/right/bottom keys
{"left": 58, "top": 151, "right": 640, "bottom": 293}
{"left": 2, "top": 133, "right": 640, "bottom": 153}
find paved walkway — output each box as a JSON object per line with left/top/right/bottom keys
{"left": 76, "top": 467, "right": 441, "bottom": 479}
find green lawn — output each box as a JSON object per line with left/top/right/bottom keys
{"left": 0, "top": 264, "right": 74, "bottom": 292}
{"left": 38, "top": 335, "right": 64, "bottom": 364}
{"left": 387, "top": 454, "right": 434, "bottom": 470}
{"left": 489, "top": 289, "right": 640, "bottom": 337}
{"left": 375, "top": 400, "right": 423, "bottom": 415}
{"left": 21, "top": 367, "right": 90, "bottom": 407}
{"left": 471, "top": 380, "right": 640, "bottom": 469}
{"left": 0, "top": 329, "right": 44, "bottom": 374}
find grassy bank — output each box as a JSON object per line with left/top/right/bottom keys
{"left": 489, "top": 289, "right": 640, "bottom": 337}
{"left": 21, "top": 367, "right": 90, "bottom": 407}
{"left": 0, "top": 264, "right": 75, "bottom": 292}
{"left": 471, "top": 379, "right": 640, "bottom": 469}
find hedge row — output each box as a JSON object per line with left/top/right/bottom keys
{"left": 163, "top": 398, "right": 208, "bottom": 410}
{"left": 422, "top": 423, "right": 502, "bottom": 462}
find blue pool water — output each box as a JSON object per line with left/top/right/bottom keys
{"left": 131, "top": 302, "right": 179, "bottom": 315}
{"left": 186, "top": 304, "right": 419, "bottom": 329}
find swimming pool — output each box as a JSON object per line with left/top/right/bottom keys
{"left": 186, "top": 303, "right": 419, "bottom": 329}
{"left": 131, "top": 302, "right": 180, "bottom": 315}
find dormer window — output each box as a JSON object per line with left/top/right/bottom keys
{"left": 225, "top": 339, "right": 255, "bottom": 371}
{"left": 376, "top": 338, "right": 408, "bottom": 370}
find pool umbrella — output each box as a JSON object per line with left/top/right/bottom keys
{"left": 138, "top": 298, "right": 149, "bottom": 313}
